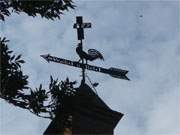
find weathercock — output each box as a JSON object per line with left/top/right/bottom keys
{"left": 76, "top": 43, "right": 104, "bottom": 63}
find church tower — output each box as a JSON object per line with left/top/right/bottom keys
{"left": 44, "top": 83, "right": 123, "bottom": 135}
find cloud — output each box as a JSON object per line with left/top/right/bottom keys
{"left": 145, "top": 87, "right": 180, "bottom": 135}
{"left": 0, "top": 1, "right": 179, "bottom": 135}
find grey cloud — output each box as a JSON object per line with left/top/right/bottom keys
{"left": 0, "top": 1, "right": 179, "bottom": 135}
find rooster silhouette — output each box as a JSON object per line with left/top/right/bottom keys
{"left": 76, "top": 43, "right": 104, "bottom": 63}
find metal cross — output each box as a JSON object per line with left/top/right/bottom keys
{"left": 73, "top": 16, "right": 91, "bottom": 40}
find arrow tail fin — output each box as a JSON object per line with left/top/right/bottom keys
{"left": 109, "top": 67, "right": 130, "bottom": 80}
{"left": 110, "top": 74, "right": 130, "bottom": 80}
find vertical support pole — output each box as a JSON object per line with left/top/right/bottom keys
{"left": 73, "top": 16, "right": 91, "bottom": 84}
{"left": 80, "top": 39, "right": 85, "bottom": 84}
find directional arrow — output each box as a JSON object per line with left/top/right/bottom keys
{"left": 41, "top": 54, "right": 130, "bottom": 80}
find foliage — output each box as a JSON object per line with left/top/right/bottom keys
{"left": 22, "top": 77, "right": 77, "bottom": 119}
{"left": 1, "top": 37, "right": 28, "bottom": 99}
{"left": 0, "top": 39, "right": 77, "bottom": 119}
{"left": 31, "top": 78, "right": 77, "bottom": 119}
{"left": 0, "top": 38, "right": 77, "bottom": 119}
{"left": 0, "top": 0, "right": 75, "bottom": 21}
{"left": 46, "top": 77, "right": 77, "bottom": 118}
{"left": 0, "top": 0, "right": 76, "bottom": 120}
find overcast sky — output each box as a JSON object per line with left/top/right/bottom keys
{"left": 1, "top": 0, "right": 180, "bottom": 135}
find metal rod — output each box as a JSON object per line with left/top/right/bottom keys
{"left": 80, "top": 39, "right": 86, "bottom": 84}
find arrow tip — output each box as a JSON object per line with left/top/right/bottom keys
{"left": 40, "top": 54, "right": 50, "bottom": 63}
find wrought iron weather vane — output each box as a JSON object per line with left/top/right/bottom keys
{"left": 41, "top": 16, "right": 130, "bottom": 83}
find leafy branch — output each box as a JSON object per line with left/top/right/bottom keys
{"left": 0, "top": 0, "right": 75, "bottom": 21}
{"left": 0, "top": 37, "right": 77, "bottom": 119}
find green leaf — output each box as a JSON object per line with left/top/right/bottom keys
{"left": 7, "top": 51, "right": 13, "bottom": 54}
{"left": 17, "top": 60, "right": 25, "bottom": 63}
{"left": 23, "top": 86, "right": 29, "bottom": 89}
{"left": 50, "top": 75, "right": 53, "bottom": 83}
{"left": 16, "top": 62, "right": 21, "bottom": 68}
{"left": 10, "top": 55, "right": 15, "bottom": 60}
{"left": 39, "top": 84, "right": 42, "bottom": 90}
{"left": 15, "top": 54, "right": 21, "bottom": 61}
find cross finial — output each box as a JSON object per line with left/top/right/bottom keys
{"left": 73, "top": 16, "right": 91, "bottom": 40}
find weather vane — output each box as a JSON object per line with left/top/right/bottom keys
{"left": 41, "top": 16, "right": 129, "bottom": 84}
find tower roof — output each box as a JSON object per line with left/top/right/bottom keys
{"left": 44, "top": 83, "right": 123, "bottom": 135}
